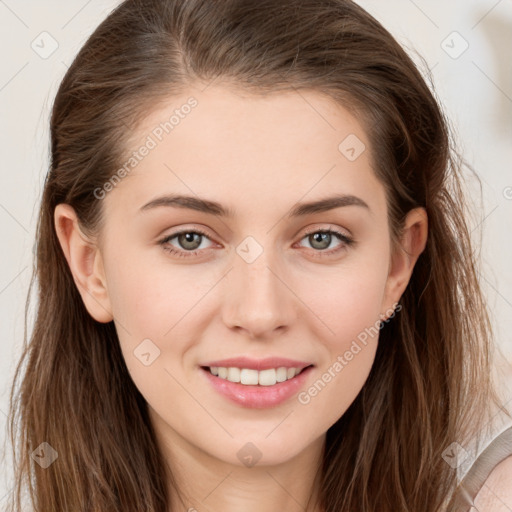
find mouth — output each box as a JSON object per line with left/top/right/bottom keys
{"left": 199, "top": 364, "right": 315, "bottom": 409}
{"left": 200, "top": 364, "right": 314, "bottom": 386}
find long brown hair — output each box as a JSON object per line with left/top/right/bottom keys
{"left": 5, "top": 0, "right": 507, "bottom": 510}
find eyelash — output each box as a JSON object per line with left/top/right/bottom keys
{"left": 158, "top": 226, "right": 355, "bottom": 259}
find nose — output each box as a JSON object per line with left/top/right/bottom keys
{"left": 221, "top": 243, "right": 297, "bottom": 340}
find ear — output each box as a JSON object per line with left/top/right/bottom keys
{"left": 380, "top": 207, "right": 428, "bottom": 320}
{"left": 54, "top": 203, "right": 113, "bottom": 323}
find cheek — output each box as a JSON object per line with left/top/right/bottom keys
{"left": 307, "top": 250, "right": 390, "bottom": 346}
{"left": 103, "top": 244, "right": 194, "bottom": 334}
{"left": 103, "top": 246, "right": 217, "bottom": 383}
{"left": 298, "top": 250, "right": 389, "bottom": 416}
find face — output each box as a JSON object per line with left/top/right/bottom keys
{"left": 63, "top": 83, "right": 420, "bottom": 469}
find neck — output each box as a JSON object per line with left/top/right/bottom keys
{"left": 151, "top": 411, "right": 325, "bottom": 512}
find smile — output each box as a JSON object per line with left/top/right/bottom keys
{"left": 200, "top": 364, "right": 314, "bottom": 409}
{"left": 204, "top": 365, "right": 307, "bottom": 386}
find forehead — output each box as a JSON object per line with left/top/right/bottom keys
{"left": 103, "top": 83, "right": 385, "bottom": 220}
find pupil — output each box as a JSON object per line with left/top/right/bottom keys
{"left": 312, "top": 232, "right": 330, "bottom": 250}
{"left": 180, "top": 232, "right": 201, "bottom": 250}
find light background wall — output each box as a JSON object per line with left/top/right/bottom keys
{"left": 0, "top": 0, "right": 511, "bottom": 505}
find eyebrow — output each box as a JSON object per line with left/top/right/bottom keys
{"left": 139, "top": 193, "right": 370, "bottom": 217}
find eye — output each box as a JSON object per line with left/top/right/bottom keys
{"left": 158, "top": 228, "right": 215, "bottom": 258}
{"left": 297, "top": 227, "right": 354, "bottom": 256}
{"left": 158, "top": 226, "right": 355, "bottom": 259}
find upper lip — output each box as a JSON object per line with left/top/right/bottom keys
{"left": 201, "top": 357, "right": 314, "bottom": 371}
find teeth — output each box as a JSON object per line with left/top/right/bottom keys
{"left": 208, "top": 366, "right": 304, "bottom": 386}
{"left": 241, "top": 368, "right": 259, "bottom": 385}
{"left": 258, "top": 369, "right": 276, "bottom": 386}
{"left": 276, "top": 367, "right": 287, "bottom": 382}
{"left": 227, "top": 367, "right": 240, "bottom": 383}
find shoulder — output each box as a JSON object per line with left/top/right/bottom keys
{"left": 473, "top": 454, "right": 512, "bottom": 511}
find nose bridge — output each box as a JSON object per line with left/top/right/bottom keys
{"left": 222, "top": 235, "right": 295, "bottom": 337}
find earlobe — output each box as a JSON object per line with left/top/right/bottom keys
{"left": 381, "top": 207, "right": 428, "bottom": 319}
{"left": 54, "top": 204, "right": 113, "bottom": 323}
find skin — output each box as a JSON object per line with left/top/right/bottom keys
{"left": 473, "top": 456, "right": 512, "bottom": 511}
{"left": 54, "top": 83, "right": 429, "bottom": 512}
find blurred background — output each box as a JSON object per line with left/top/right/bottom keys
{"left": 0, "top": 0, "right": 511, "bottom": 504}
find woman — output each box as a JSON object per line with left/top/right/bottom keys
{"left": 6, "top": 0, "right": 511, "bottom": 510}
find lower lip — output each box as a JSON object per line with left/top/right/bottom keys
{"left": 200, "top": 366, "right": 314, "bottom": 409}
